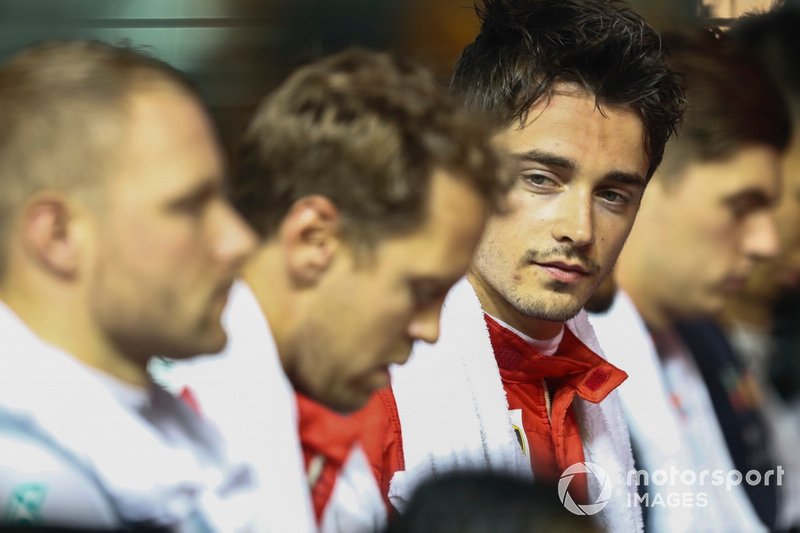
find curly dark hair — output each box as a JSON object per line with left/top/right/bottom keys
{"left": 451, "top": 0, "right": 686, "bottom": 180}
{"left": 233, "top": 48, "right": 510, "bottom": 245}
{"left": 658, "top": 29, "right": 791, "bottom": 177}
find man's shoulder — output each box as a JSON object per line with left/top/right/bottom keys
{"left": 0, "top": 428, "right": 118, "bottom": 529}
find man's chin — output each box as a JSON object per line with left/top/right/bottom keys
{"left": 166, "top": 328, "right": 228, "bottom": 360}
{"left": 675, "top": 292, "right": 724, "bottom": 321}
{"left": 513, "top": 290, "right": 588, "bottom": 323}
{"left": 533, "top": 305, "right": 584, "bottom": 323}
{"left": 205, "top": 330, "right": 229, "bottom": 354}
{"left": 780, "top": 268, "right": 800, "bottom": 291}
{"left": 321, "top": 393, "right": 368, "bottom": 414}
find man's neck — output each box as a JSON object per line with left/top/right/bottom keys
{"left": 617, "top": 280, "right": 672, "bottom": 333}
{"left": 0, "top": 288, "right": 149, "bottom": 387}
{"left": 241, "top": 248, "right": 296, "bottom": 371}
{"left": 615, "top": 252, "right": 674, "bottom": 332}
{"left": 724, "top": 295, "right": 774, "bottom": 332}
{"left": 467, "top": 272, "right": 564, "bottom": 340}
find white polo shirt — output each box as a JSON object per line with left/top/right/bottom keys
{"left": 0, "top": 300, "right": 264, "bottom": 531}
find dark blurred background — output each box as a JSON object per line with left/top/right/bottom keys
{"left": 0, "top": 0, "right": 782, "bottom": 150}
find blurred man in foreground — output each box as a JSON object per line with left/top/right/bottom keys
{"left": 156, "top": 48, "right": 510, "bottom": 531}
{"left": 0, "top": 41, "right": 260, "bottom": 529}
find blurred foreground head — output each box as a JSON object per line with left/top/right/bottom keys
{"left": 730, "top": 5, "right": 800, "bottom": 308}
{"left": 0, "top": 41, "right": 255, "bottom": 384}
{"left": 387, "top": 472, "right": 601, "bottom": 533}
{"left": 617, "top": 29, "right": 791, "bottom": 328}
{"left": 234, "top": 48, "right": 510, "bottom": 411}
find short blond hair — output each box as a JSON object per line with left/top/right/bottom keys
{"left": 0, "top": 40, "right": 200, "bottom": 276}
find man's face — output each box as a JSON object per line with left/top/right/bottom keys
{"left": 634, "top": 144, "right": 781, "bottom": 318}
{"left": 470, "top": 84, "right": 648, "bottom": 328}
{"left": 740, "top": 132, "right": 800, "bottom": 304}
{"left": 290, "top": 169, "right": 488, "bottom": 412}
{"left": 88, "top": 86, "right": 255, "bottom": 362}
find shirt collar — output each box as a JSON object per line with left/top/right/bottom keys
{"left": 485, "top": 314, "right": 627, "bottom": 403}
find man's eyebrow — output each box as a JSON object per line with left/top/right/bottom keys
{"left": 723, "top": 187, "right": 777, "bottom": 209}
{"left": 604, "top": 172, "right": 646, "bottom": 188}
{"left": 515, "top": 149, "right": 577, "bottom": 171}
{"left": 167, "top": 177, "right": 220, "bottom": 208}
{"left": 516, "top": 149, "right": 646, "bottom": 187}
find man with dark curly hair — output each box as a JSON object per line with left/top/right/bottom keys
{"left": 354, "top": 1, "right": 685, "bottom": 530}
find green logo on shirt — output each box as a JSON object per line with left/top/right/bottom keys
{"left": 3, "top": 483, "right": 47, "bottom": 525}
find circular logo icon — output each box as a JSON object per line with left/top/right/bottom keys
{"left": 558, "top": 462, "right": 612, "bottom": 515}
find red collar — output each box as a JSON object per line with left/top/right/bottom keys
{"left": 296, "top": 392, "right": 359, "bottom": 467}
{"left": 485, "top": 315, "right": 627, "bottom": 403}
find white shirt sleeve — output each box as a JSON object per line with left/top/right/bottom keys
{"left": 0, "top": 432, "right": 119, "bottom": 529}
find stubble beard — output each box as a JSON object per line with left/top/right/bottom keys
{"left": 487, "top": 247, "right": 603, "bottom": 323}
{"left": 503, "top": 279, "right": 587, "bottom": 323}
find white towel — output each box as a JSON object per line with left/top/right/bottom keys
{"left": 154, "top": 281, "right": 316, "bottom": 532}
{"left": 320, "top": 445, "right": 387, "bottom": 533}
{"left": 590, "top": 290, "right": 766, "bottom": 533}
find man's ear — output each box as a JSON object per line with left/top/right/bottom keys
{"left": 21, "top": 192, "right": 83, "bottom": 279}
{"left": 280, "top": 195, "right": 341, "bottom": 286}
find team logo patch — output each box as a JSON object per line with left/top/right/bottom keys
{"left": 3, "top": 483, "right": 47, "bottom": 525}
{"left": 508, "top": 409, "right": 530, "bottom": 463}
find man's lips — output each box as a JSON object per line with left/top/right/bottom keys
{"left": 537, "top": 261, "right": 589, "bottom": 274}
{"left": 723, "top": 275, "right": 748, "bottom": 292}
{"left": 533, "top": 261, "right": 591, "bottom": 282}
